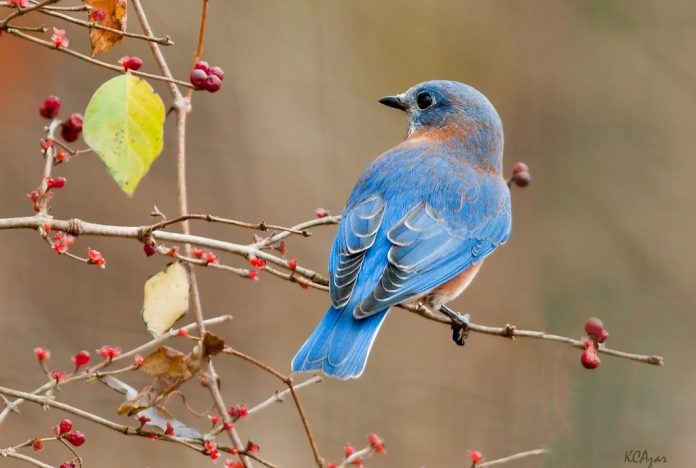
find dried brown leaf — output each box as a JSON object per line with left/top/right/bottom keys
{"left": 202, "top": 332, "right": 225, "bottom": 358}
{"left": 84, "top": 0, "right": 127, "bottom": 56}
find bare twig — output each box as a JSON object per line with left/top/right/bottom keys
{"left": 478, "top": 447, "right": 550, "bottom": 467}
{"left": 186, "top": 0, "right": 209, "bottom": 100}
{"left": 149, "top": 213, "right": 312, "bottom": 238}
{"left": 35, "top": 7, "right": 174, "bottom": 45}
{"left": 0, "top": 450, "right": 54, "bottom": 468}
{"left": 0, "top": 0, "right": 56, "bottom": 28}
{"left": 223, "top": 346, "right": 325, "bottom": 467}
{"left": 2, "top": 28, "right": 192, "bottom": 88}
{"left": 339, "top": 446, "right": 375, "bottom": 468}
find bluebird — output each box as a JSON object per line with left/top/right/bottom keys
{"left": 291, "top": 80, "right": 511, "bottom": 379}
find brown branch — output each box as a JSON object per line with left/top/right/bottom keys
{"left": 38, "top": 118, "right": 60, "bottom": 214}
{"left": 149, "top": 213, "right": 312, "bottom": 238}
{"left": 478, "top": 447, "right": 549, "bottom": 467}
{"left": 0, "top": 0, "right": 56, "bottom": 28}
{"left": 186, "top": 0, "right": 209, "bottom": 101}
{"left": 223, "top": 346, "right": 325, "bottom": 467}
{"left": 34, "top": 7, "right": 174, "bottom": 45}
{"left": 0, "top": 315, "right": 232, "bottom": 424}
{"left": 2, "top": 29, "right": 192, "bottom": 88}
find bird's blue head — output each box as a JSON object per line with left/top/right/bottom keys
{"left": 379, "top": 80, "right": 504, "bottom": 174}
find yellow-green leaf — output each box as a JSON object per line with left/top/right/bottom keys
{"left": 141, "top": 262, "right": 189, "bottom": 337}
{"left": 83, "top": 74, "right": 165, "bottom": 195}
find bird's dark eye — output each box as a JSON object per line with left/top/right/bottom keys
{"left": 416, "top": 92, "right": 434, "bottom": 110}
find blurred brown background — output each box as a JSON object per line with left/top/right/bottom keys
{"left": 1, "top": 0, "right": 694, "bottom": 467}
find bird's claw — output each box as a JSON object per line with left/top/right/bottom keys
{"left": 439, "top": 305, "right": 470, "bottom": 346}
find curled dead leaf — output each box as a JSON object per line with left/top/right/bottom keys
{"left": 84, "top": 0, "right": 127, "bottom": 56}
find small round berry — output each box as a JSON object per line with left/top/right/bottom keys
{"left": 143, "top": 240, "right": 157, "bottom": 257}
{"left": 72, "top": 351, "right": 90, "bottom": 369}
{"left": 59, "top": 463, "right": 76, "bottom": 468}
{"left": 598, "top": 328, "right": 609, "bottom": 343}
{"left": 511, "top": 170, "right": 531, "bottom": 187}
{"left": 60, "top": 113, "right": 83, "bottom": 143}
{"left": 119, "top": 56, "right": 143, "bottom": 71}
{"left": 194, "top": 61, "right": 210, "bottom": 72}
{"left": 34, "top": 347, "right": 50, "bottom": 362}
{"left": 39, "top": 96, "right": 61, "bottom": 119}
{"left": 469, "top": 450, "right": 483, "bottom": 463}
{"left": 581, "top": 342, "right": 601, "bottom": 369}
{"left": 66, "top": 431, "right": 86, "bottom": 447}
{"left": 205, "top": 74, "right": 222, "bottom": 93}
{"left": 584, "top": 317, "right": 605, "bottom": 338}
{"left": 59, "top": 419, "right": 73, "bottom": 434}
{"left": 513, "top": 162, "right": 529, "bottom": 174}
{"left": 208, "top": 66, "right": 225, "bottom": 81}
{"left": 190, "top": 69, "right": 208, "bottom": 90}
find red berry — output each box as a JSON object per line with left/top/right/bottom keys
{"left": 87, "top": 248, "right": 106, "bottom": 269}
{"left": 177, "top": 329, "right": 189, "bottom": 337}
{"left": 134, "top": 354, "right": 144, "bottom": 367}
{"left": 205, "top": 74, "right": 222, "bottom": 93}
{"left": 39, "top": 96, "right": 61, "bottom": 119}
{"left": 34, "top": 347, "right": 50, "bottom": 362}
{"left": 51, "top": 370, "right": 65, "bottom": 382}
{"left": 223, "top": 422, "right": 233, "bottom": 431}
{"left": 59, "top": 463, "right": 76, "bottom": 468}
{"left": 194, "top": 61, "right": 210, "bottom": 72}
{"left": 315, "top": 207, "right": 329, "bottom": 218}
{"left": 72, "top": 351, "right": 90, "bottom": 369}
{"left": 512, "top": 162, "right": 529, "bottom": 174}
{"left": 275, "top": 240, "right": 287, "bottom": 257}
{"left": 119, "top": 56, "right": 143, "bottom": 71}
{"left": 51, "top": 27, "right": 69, "bottom": 48}
{"left": 288, "top": 259, "right": 298, "bottom": 270}
{"left": 165, "top": 422, "right": 174, "bottom": 435}
{"left": 59, "top": 419, "right": 73, "bottom": 434}
{"left": 368, "top": 433, "right": 386, "bottom": 454}
{"left": 190, "top": 69, "right": 208, "bottom": 90}
{"left": 250, "top": 257, "right": 266, "bottom": 268}
{"left": 89, "top": 8, "right": 106, "bottom": 21}
{"left": 138, "top": 416, "right": 151, "bottom": 426}
{"left": 46, "top": 177, "right": 66, "bottom": 189}
{"left": 246, "top": 441, "right": 260, "bottom": 453}
{"left": 32, "top": 438, "right": 43, "bottom": 452}
{"left": 66, "top": 431, "right": 85, "bottom": 447}
{"left": 584, "top": 317, "right": 605, "bottom": 338}
{"left": 247, "top": 270, "right": 258, "bottom": 280}
{"left": 598, "top": 328, "right": 609, "bottom": 343}
{"left": 344, "top": 443, "right": 355, "bottom": 457}
{"left": 97, "top": 345, "right": 121, "bottom": 360}
{"left": 60, "top": 113, "right": 83, "bottom": 142}
{"left": 143, "top": 241, "right": 157, "bottom": 257}
{"left": 208, "top": 66, "right": 224, "bottom": 81}
{"left": 581, "top": 341, "right": 601, "bottom": 369}
{"left": 469, "top": 450, "right": 483, "bottom": 463}
{"left": 203, "top": 251, "right": 218, "bottom": 264}
{"left": 510, "top": 162, "right": 531, "bottom": 187}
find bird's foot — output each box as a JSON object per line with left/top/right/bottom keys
{"left": 439, "top": 305, "right": 470, "bottom": 346}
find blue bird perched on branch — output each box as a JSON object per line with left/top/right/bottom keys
{"left": 292, "top": 80, "right": 512, "bottom": 379}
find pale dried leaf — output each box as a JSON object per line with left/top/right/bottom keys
{"left": 141, "top": 262, "right": 189, "bottom": 337}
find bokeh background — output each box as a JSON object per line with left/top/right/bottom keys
{"left": 1, "top": 1, "right": 694, "bottom": 467}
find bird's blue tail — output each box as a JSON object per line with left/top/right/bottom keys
{"left": 291, "top": 306, "right": 388, "bottom": 379}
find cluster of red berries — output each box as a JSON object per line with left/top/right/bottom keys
{"left": 55, "top": 419, "right": 86, "bottom": 447}
{"left": 510, "top": 162, "right": 531, "bottom": 187}
{"left": 119, "top": 56, "right": 143, "bottom": 71}
{"left": 581, "top": 317, "right": 609, "bottom": 369}
{"left": 98, "top": 345, "right": 121, "bottom": 360}
{"left": 227, "top": 404, "right": 249, "bottom": 420}
{"left": 192, "top": 248, "right": 218, "bottom": 264}
{"left": 39, "top": 96, "right": 84, "bottom": 143}
{"left": 189, "top": 61, "right": 224, "bottom": 93}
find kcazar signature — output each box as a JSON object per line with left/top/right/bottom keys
{"left": 625, "top": 450, "right": 667, "bottom": 468}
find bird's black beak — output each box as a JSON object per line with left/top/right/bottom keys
{"left": 378, "top": 95, "right": 407, "bottom": 111}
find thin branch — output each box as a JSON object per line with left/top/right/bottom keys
{"left": 0, "top": 0, "right": 56, "bottom": 28}
{"left": 0, "top": 315, "right": 232, "bottom": 425}
{"left": 38, "top": 119, "right": 60, "bottom": 214}
{"left": 149, "top": 214, "right": 312, "bottom": 238}
{"left": 186, "top": 0, "right": 209, "bottom": 100}
{"left": 478, "top": 448, "right": 550, "bottom": 467}
{"left": 223, "top": 346, "right": 325, "bottom": 467}
{"left": 0, "top": 215, "right": 667, "bottom": 366}
{"left": 0, "top": 450, "right": 54, "bottom": 468}
{"left": 35, "top": 7, "right": 174, "bottom": 45}
{"left": 3, "top": 28, "right": 192, "bottom": 88}
{"left": 27, "top": 0, "right": 88, "bottom": 11}
{"left": 339, "top": 446, "right": 375, "bottom": 468}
